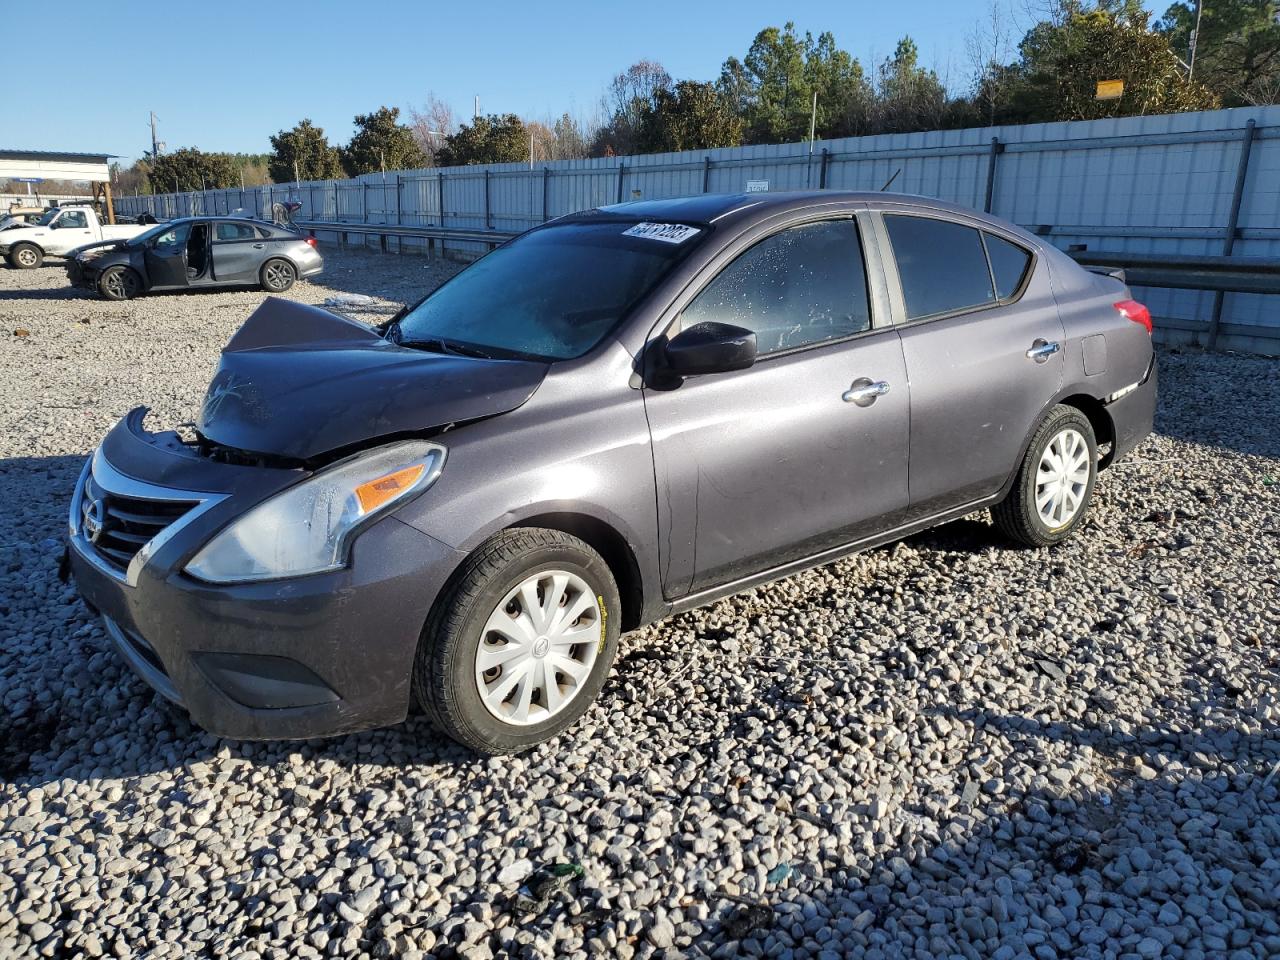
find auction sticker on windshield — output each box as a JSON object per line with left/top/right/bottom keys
{"left": 622, "top": 222, "right": 701, "bottom": 244}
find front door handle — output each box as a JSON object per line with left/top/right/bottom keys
{"left": 843, "top": 378, "right": 890, "bottom": 407}
{"left": 253, "top": 243, "right": 265, "bottom": 249}
{"left": 1026, "top": 339, "right": 1061, "bottom": 362}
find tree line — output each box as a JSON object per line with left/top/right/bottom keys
{"left": 115, "top": 0, "right": 1279, "bottom": 192}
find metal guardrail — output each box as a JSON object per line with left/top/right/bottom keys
{"left": 1068, "top": 250, "right": 1280, "bottom": 296}
{"left": 296, "top": 219, "right": 516, "bottom": 251}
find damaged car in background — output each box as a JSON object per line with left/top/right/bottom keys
{"left": 66, "top": 216, "right": 323, "bottom": 300}
{"left": 66, "top": 191, "right": 1156, "bottom": 754}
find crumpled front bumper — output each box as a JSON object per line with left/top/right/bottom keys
{"left": 67, "top": 409, "right": 465, "bottom": 740}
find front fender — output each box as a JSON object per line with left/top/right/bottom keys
{"left": 1, "top": 233, "right": 45, "bottom": 253}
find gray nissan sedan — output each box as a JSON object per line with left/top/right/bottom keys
{"left": 67, "top": 192, "right": 1156, "bottom": 754}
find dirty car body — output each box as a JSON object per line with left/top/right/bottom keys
{"left": 67, "top": 192, "right": 1156, "bottom": 750}
{"left": 66, "top": 216, "right": 322, "bottom": 299}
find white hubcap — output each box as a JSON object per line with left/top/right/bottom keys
{"left": 475, "top": 569, "right": 601, "bottom": 726}
{"left": 1035, "top": 428, "right": 1091, "bottom": 528}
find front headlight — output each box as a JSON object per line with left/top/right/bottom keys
{"left": 185, "top": 440, "right": 445, "bottom": 584}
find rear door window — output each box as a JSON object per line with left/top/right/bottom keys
{"left": 680, "top": 219, "right": 872, "bottom": 356}
{"left": 215, "top": 222, "right": 257, "bottom": 241}
{"left": 884, "top": 214, "right": 995, "bottom": 321}
{"left": 984, "top": 233, "right": 1032, "bottom": 299}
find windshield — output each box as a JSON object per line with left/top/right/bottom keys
{"left": 395, "top": 220, "right": 705, "bottom": 361}
{"left": 35, "top": 209, "right": 60, "bottom": 226}
{"left": 126, "top": 220, "right": 185, "bottom": 247}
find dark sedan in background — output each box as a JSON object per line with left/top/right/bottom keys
{"left": 66, "top": 216, "right": 323, "bottom": 300}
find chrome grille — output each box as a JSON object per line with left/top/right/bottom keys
{"left": 80, "top": 472, "right": 197, "bottom": 573}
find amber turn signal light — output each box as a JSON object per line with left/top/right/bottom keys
{"left": 355, "top": 464, "right": 426, "bottom": 514}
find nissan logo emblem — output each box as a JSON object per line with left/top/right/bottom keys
{"left": 82, "top": 496, "right": 107, "bottom": 544}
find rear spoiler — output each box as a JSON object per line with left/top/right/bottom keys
{"left": 1082, "top": 264, "right": 1127, "bottom": 284}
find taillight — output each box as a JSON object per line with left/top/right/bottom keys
{"left": 305, "top": 236, "right": 318, "bottom": 248}
{"left": 1114, "top": 299, "right": 1152, "bottom": 335}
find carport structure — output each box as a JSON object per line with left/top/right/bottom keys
{"left": 0, "top": 149, "right": 117, "bottom": 222}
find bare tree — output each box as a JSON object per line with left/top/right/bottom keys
{"left": 594, "top": 60, "right": 673, "bottom": 155}
{"left": 967, "top": 0, "right": 1015, "bottom": 124}
{"left": 409, "top": 92, "right": 458, "bottom": 161}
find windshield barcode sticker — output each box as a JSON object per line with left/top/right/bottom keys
{"left": 622, "top": 222, "right": 701, "bottom": 244}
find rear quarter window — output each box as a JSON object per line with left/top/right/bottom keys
{"left": 984, "top": 233, "right": 1033, "bottom": 299}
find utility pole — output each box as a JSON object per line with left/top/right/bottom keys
{"left": 808, "top": 91, "right": 818, "bottom": 152}
{"left": 149, "top": 112, "right": 161, "bottom": 157}
{"left": 474, "top": 95, "right": 480, "bottom": 119}
{"left": 294, "top": 158, "right": 301, "bottom": 184}
{"left": 1188, "top": 0, "right": 1204, "bottom": 78}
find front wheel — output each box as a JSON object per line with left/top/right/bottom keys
{"left": 98, "top": 265, "right": 142, "bottom": 301}
{"left": 7, "top": 243, "right": 42, "bottom": 269}
{"left": 993, "top": 405, "right": 1097, "bottom": 547}
{"left": 260, "top": 258, "right": 296, "bottom": 292}
{"left": 413, "top": 528, "right": 621, "bottom": 754}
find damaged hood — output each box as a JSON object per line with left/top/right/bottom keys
{"left": 198, "top": 297, "right": 549, "bottom": 461}
{"left": 70, "top": 239, "right": 126, "bottom": 259}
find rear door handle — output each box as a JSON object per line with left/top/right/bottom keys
{"left": 843, "top": 378, "right": 890, "bottom": 407}
{"left": 1026, "top": 339, "right": 1061, "bottom": 362}
{"left": 253, "top": 243, "right": 265, "bottom": 249}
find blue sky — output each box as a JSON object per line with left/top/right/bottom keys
{"left": 13, "top": 0, "right": 1163, "bottom": 163}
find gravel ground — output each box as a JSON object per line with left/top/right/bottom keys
{"left": 1, "top": 250, "right": 1279, "bottom": 960}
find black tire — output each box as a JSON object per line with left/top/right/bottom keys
{"left": 98, "top": 265, "right": 142, "bottom": 301}
{"left": 7, "top": 243, "right": 42, "bottom": 269}
{"left": 993, "top": 404, "right": 1098, "bottom": 547}
{"left": 260, "top": 258, "right": 296, "bottom": 292}
{"left": 413, "top": 528, "right": 621, "bottom": 754}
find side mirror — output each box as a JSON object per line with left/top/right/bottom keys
{"left": 664, "top": 321, "right": 757, "bottom": 377}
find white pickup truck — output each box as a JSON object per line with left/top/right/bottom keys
{"left": 0, "top": 206, "right": 154, "bottom": 269}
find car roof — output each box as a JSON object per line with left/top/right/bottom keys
{"left": 579, "top": 190, "right": 1042, "bottom": 247}
{"left": 164, "top": 215, "right": 264, "bottom": 224}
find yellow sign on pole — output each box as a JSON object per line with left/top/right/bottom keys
{"left": 1096, "top": 79, "right": 1125, "bottom": 101}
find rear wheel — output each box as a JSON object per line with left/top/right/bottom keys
{"left": 98, "top": 265, "right": 142, "bottom": 301}
{"left": 260, "top": 258, "right": 296, "bottom": 292}
{"left": 7, "top": 243, "right": 42, "bottom": 269}
{"left": 413, "top": 528, "right": 621, "bottom": 754}
{"left": 993, "top": 405, "right": 1097, "bottom": 547}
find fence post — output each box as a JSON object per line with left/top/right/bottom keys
{"left": 1207, "top": 118, "right": 1257, "bottom": 350}
{"left": 702, "top": 156, "right": 711, "bottom": 193}
{"left": 542, "top": 167, "right": 550, "bottom": 221}
{"left": 819, "top": 148, "right": 830, "bottom": 189}
{"left": 438, "top": 171, "right": 446, "bottom": 258}
{"left": 484, "top": 169, "right": 491, "bottom": 229}
{"left": 332, "top": 182, "right": 339, "bottom": 221}
{"left": 616, "top": 162, "right": 625, "bottom": 204}
{"left": 983, "top": 137, "right": 1003, "bottom": 213}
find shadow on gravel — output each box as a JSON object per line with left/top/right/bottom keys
{"left": 902, "top": 516, "right": 1006, "bottom": 553}
{"left": 0, "top": 286, "right": 83, "bottom": 302}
